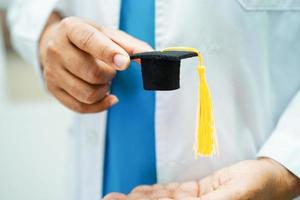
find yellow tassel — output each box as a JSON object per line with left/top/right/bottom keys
{"left": 162, "top": 47, "right": 217, "bottom": 158}
{"left": 195, "top": 65, "right": 217, "bottom": 157}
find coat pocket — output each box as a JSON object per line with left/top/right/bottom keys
{"left": 237, "top": 0, "right": 300, "bottom": 11}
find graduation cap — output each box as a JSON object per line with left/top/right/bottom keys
{"left": 130, "top": 50, "right": 198, "bottom": 90}
{"left": 130, "top": 47, "right": 218, "bottom": 157}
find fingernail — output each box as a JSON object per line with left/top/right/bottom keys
{"left": 113, "top": 54, "right": 129, "bottom": 70}
{"left": 110, "top": 96, "right": 119, "bottom": 106}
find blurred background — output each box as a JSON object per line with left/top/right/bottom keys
{"left": 0, "top": 1, "right": 72, "bottom": 199}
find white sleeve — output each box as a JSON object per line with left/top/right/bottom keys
{"left": 7, "top": 0, "right": 68, "bottom": 83}
{"left": 258, "top": 89, "right": 300, "bottom": 178}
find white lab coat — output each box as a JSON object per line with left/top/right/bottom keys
{"left": 8, "top": 0, "right": 300, "bottom": 200}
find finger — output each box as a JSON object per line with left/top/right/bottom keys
{"left": 103, "top": 192, "right": 127, "bottom": 200}
{"left": 63, "top": 17, "right": 130, "bottom": 70}
{"left": 177, "top": 198, "right": 200, "bottom": 200}
{"left": 198, "top": 168, "right": 231, "bottom": 197}
{"left": 158, "top": 198, "right": 173, "bottom": 200}
{"left": 152, "top": 184, "right": 165, "bottom": 190}
{"left": 174, "top": 181, "right": 199, "bottom": 199}
{"left": 150, "top": 188, "right": 171, "bottom": 199}
{"left": 129, "top": 184, "right": 171, "bottom": 200}
{"left": 62, "top": 44, "right": 116, "bottom": 84}
{"left": 165, "top": 182, "right": 180, "bottom": 192}
{"left": 151, "top": 183, "right": 167, "bottom": 198}
{"left": 198, "top": 176, "right": 214, "bottom": 196}
{"left": 131, "top": 185, "right": 154, "bottom": 194}
{"left": 129, "top": 185, "right": 154, "bottom": 199}
{"left": 198, "top": 186, "right": 241, "bottom": 200}
{"left": 55, "top": 68, "right": 109, "bottom": 104}
{"left": 54, "top": 88, "right": 118, "bottom": 113}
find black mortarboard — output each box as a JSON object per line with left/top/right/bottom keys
{"left": 130, "top": 51, "right": 198, "bottom": 90}
{"left": 131, "top": 47, "right": 217, "bottom": 157}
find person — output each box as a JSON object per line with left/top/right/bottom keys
{"left": 8, "top": 0, "right": 300, "bottom": 199}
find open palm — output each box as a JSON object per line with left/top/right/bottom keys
{"left": 103, "top": 159, "right": 300, "bottom": 200}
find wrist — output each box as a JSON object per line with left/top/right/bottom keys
{"left": 258, "top": 157, "right": 300, "bottom": 199}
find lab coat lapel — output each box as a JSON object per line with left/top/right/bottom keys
{"left": 70, "top": 1, "right": 121, "bottom": 199}
{"left": 70, "top": 112, "right": 107, "bottom": 200}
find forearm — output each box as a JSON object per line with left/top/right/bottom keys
{"left": 258, "top": 90, "right": 300, "bottom": 199}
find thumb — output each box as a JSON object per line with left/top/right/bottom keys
{"left": 102, "top": 27, "right": 153, "bottom": 54}
{"left": 90, "top": 23, "right": 153, "bottom": 65}
{"left": 103, "top": 27, "right": 153, "bottom": 65}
